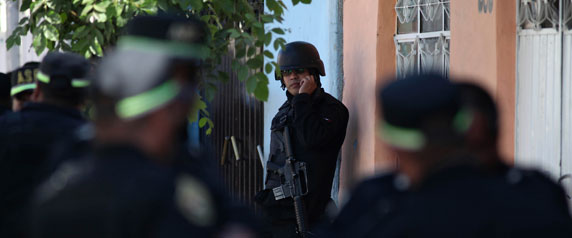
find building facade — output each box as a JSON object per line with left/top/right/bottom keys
{"left": 341, "top": 0, "right": 572, "bottom": 207}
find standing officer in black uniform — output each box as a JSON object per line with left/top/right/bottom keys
{"left": 30, "top": 15, "right": 256, "bottom": 238}
{"left": 256, "top": 41, "right": 349, "bottom": 237}
{"left": 325, "top": 74, "right": 572, "bottom": 238}
{"left": 9, "top": 62, "right": 41, "bottom": 111}
{"left": 0, "top": 52, "right": 91, "bottom": 237}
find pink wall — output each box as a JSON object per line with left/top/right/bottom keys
{"left": 450, "top": 0, "right": 516, "bottom": 161}
{"left": 340, "top": 0, "right": 380, "bottom": 197}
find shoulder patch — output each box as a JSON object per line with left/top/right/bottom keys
{"left": 175, "top": 174, "right": 216, "bottom": 227}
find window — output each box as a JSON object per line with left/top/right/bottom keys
{"left": 394, "top": 0, "right": 450, "bottom": 78}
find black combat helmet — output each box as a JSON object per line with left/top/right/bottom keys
{"left": 275, "top": 41, "right": 325, "bottom": 89}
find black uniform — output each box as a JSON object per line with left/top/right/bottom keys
{"left": 257, "top": 88, "right": 348, "bottom": 235}
{"left": 0, "top": 103, "right": 87, "bottom": 236}
{"left": 327, "top": 163, "right": 572, "bottom": 238}
{"left": 30, "top": 144, "right": 249, "bottom": 238}
{"left": 323, "top": 73, "right": 572, "bottom": 237}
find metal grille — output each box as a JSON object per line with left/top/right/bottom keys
{"left": 202, "top": 53, "right": 264, "bottom": 207}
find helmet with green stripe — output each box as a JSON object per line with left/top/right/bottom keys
{"left": 37, "top": 52, "right": 90, "bottom": 89}
{"left": 93, "top": 14, "right": 208, "bottom": 121}
{"left": 378, "top": 73, "right": 473, "bottom": 151}
{"left": 10, "top": 62, "right": 40, "bottom": 98}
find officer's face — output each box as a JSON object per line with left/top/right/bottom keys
{"left": 282, "top": 68, "right": 310, "bottom": 95}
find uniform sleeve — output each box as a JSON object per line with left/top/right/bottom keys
{"left": 291, "top": 93, "right": 349, "bottom": 149}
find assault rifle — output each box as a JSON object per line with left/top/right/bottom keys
{"left": 272, "top": 126, "right": 310, "bottom": 238}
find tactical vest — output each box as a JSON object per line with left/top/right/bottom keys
{"left": 265, "top": 101, "right": 294, "bottom": 189}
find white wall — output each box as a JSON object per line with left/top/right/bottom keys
{"left": 0, "top": 0, "right": 44, "bottom": 73}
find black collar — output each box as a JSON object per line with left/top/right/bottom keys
{"left": 21, "top": 102, "right": 84, "bottom": 120}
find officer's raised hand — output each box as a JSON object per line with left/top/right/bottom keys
{"left": 299, "top": 74, "right": 317, "bottom": 95}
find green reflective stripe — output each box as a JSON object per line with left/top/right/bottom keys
{"left": 36, "top": 72, "right": 50, "bottom": 83}
{"left": 453, "top": 108, "right": 474, "bottom": 133}
{"left": 71, "top": 79, "right": 90, "bottom": 88}
{"left": 378, "top": 121, "right": 425, "bottom": 151}
{"left": 116, "top": 80, "right": 181, "bottom": 119}
{"left": 117, "top": 36, "right": 210, "bottom": 59}
{"left": 10, "top": 83, "right": 36, "bottom": 96}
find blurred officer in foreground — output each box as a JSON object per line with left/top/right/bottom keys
{"left": 255, "top": 41, "right": 349, "bottom": 237}
{"left": 0, "top": 53, "right": 91, "bottom": 237}
{"left": 0, "top": 72, "right": 10, "bottom": 116}
{"left": 10, "top": 62, "right": 41, "bottom": 111}
{"left": 457, "top": 82, "right": 572, "bottom": 235}
{"left": 326, "top": 74, "right": 572, "bottom": 238}
{"left": 31, "top": 15, "right": 256, "bottom": 238}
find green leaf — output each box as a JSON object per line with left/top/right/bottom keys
{"left": 60, "top": 13, "right": 68, "bottom": 23}
{"left": 292, "top": 0, "right": 301, "bottom": 5}
{"left": 235, "top": 45, "right": 246, "bottom": 58}
{"left": 92, "top": 35, "right": 103, "bottom": 56}
{"left": 31, "top": 2, "right": 44, "bottom": 13}
{"left": 228, "top": 29, "right": 241, "bottom": 38}
{"left": 245, "top": 13, "right": 255, "bottom": 22}
{"left": 247, "top": 47, "right": 256, "bottom": 57}
{"left": 246, "top": 56, "right": 263, "bottom": 69}
{"left": 246, "top": 75, "right": 257, "bottom": 93}
{"left": 206, "top": 127, "right": 212, "bottom": 135}
{"left": 274, "top": 37, "right": 286, "bottom": 50}
{"left": 261, "top": 14, "right": 274, "bottom": 23}
{"left": 199, "top": 117, "right": 208, "bottom": 127}
{"left": 93, "top": 28, "right": 105, "bottom": 48}
{"left": 20, "top": 0, "right": 32, "bottom": 11}
{"left": 266, "top": 0, "right": 282, "bottom": 15}
{"left": 94, "top": 1, "right": 111, "bottom": 12}
{"left": 72, "top": 37, "right": 90, "bottom": 53}
{"left": 264, "top": 32, "right": 272, "bottom": 46}
{"left": 18, "top": 17, "right": 29, "bottom": 25}
{"left": 265, "top": 63, "right": 273, "bottom": 74}
{"left": 72, "top": 26, "right": 89, "bottom": 38}
{"left": 271, "top": 28, "right": 285, "bottom": 35}
{"left": 44, "top": 25, "right": 59, "bottom": 41}
{"left": 82, "top": 0, "right": 95, "bottom": 4}
{"left": 263, "top": 50, "right": 274, "bottom": 58}
{"left": 301, "top": 0, "right": 312, "bottom": 3}
{"left": 189, "top": 0, "right": 204, "bottom": 11}
{"left": 97, "top": 12, "right": 107, "bottom": 22}
{"left": 205, "top": 85, "right": 216, "bottom": 101}
{"left": 80, "top": 5, "right": 93, "bottom": 17}
{"left": 6, "top": 36, "right": 15, "bottom": 50}
{"left": 32, "top": 34, "right": 46, "bottom": 55}
{"left": 254, "top": 80, "right": 269, "bottom": 101}
{"left": 217, "top": 70, "right": 229, "bottom": 82}
{"left": 238, "top": 65, "right": 249, "bottom": 82}
{"left": 252, "top": 22, "right": 263, "bottom": 30}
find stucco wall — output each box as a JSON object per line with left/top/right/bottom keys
{"left": 339, "top": 0, "right": 379, "bottom": 199}
{"left": 450, "top": 0, "right": 516, "bottom": 162}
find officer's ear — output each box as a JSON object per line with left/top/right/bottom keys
{"left": 31, "top": 82, "right": 43, "bottom": 102}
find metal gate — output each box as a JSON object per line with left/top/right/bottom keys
{"left": 201, "top": 53, "right": 264, "bottom": 207}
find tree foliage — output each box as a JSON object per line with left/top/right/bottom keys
{"left": 7, "top": 0, "right": 311, "bottom": 134}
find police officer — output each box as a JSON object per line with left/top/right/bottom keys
{"left": 325, "top": 74, "right": 572, "bottom": 238}
{"left": 256, "top": 41, "right": 349, "bottom": 237}
{"left": 0, "top": 53, "right": 90, "bottom": 236}
{"left": 0, "top": 72, "right": 10, "bottom": 116}
{"left": 9, "top": 62, "right": 41, "bottom": 111}
{"left": 30, "top": 15, "right": 256, "bottom": 238}
{"left": 457, "top": 82, "right": 572, "bottom": 237}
